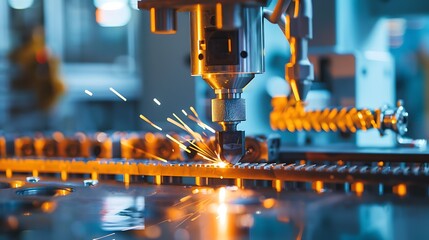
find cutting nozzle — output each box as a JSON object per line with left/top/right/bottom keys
{"left": 216, "top": 130, "right": 245, "bottom": 164}
{"left": 289, "top": 78, "right": 312, "bottom": 102}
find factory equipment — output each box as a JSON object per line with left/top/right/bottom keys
{"left": 138, "top": 0, "right": 313, "bottom": 164}
{"left": 2, "top": 0, "right": 429, "bottom": 239}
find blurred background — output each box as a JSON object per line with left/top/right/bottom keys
{"left": 0, "top": 0, "right": 428, "bottom": 141}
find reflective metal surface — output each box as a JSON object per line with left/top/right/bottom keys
{"left": 285, "top": 0, "right": 313, "bottom": 102}
{"left": 150, "top": 8, "right": 177, "bottom": 34}
{"left": 2, "top": 158, "right": 429, "bottom": 186}
{"left": 0, "top": 177, "right": 428, "bottom": 239}
{"left": 190, "top": 6, "right": 264, "bottom": 76}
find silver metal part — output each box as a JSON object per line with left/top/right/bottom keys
{"left": 189, "top": 6, "right": 263, "bottom": 130}
{"left": 188, "top": 5, "right": 265, "bottom": 162}
{"left": 216, "top": 130, "right": 245, "bottom": 164}
{"left": 149, "top": 8, "right": 177, "bottom": 34}
{"left": 241, "top": 135, "right": 281, "bottom": 162}
{"left": 215, "top": 3, "right": 242, "bottom": 29}
{"left": 26, "top": 176, "right": 40, "bottom": 183}
{"left": 190, "top": 6, "right": 264, "bottom": 77}
{"left": 138, "top": 0, "right": 315, "bottom": 162}
{"left": 83, "top": 179, "right": 99, "bottom": 187}
{"left": 264, "top": 0, "right": 290, "bottom": 24}
{"left": 397, "top": 136, "right": 427, "bottom": 149}
{"left": 379, "top": 101, "right": 408, "bottom": 136}
{"left": 212, "top": 98, "right": 246, "bottom": 123}
{"left": 285, "top": 0, "right": 313, "bottom": 102}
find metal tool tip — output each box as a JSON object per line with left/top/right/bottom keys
{"left": 291, "top": 79, "right": 312, "bottom": 102}
{"left": 221, "top": 153, "right": 242, "bottom": 165}
{"left": 216, "top": 131, "right": 245, "bottom": 165}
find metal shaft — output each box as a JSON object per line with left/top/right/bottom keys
{"left": 285, "top": 0, "right": 314, "bottom": 102}
{"left": 270, "top": 97, "right": 408, "bottom": 136}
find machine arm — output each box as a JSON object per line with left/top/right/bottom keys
{"left": 138, "top": 0, "right": 314, "bottom": 164}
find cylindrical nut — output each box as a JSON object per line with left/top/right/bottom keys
{"left": 212, "top": 98, "right": 246, "bottom": 122}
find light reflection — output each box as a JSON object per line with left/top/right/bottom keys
{"left": 94, "top": 0, "right": 126, "bottom": 9}
{"left": 101, "top": 196, "right": 145, "bottom": 231}
{"left": 262, "top": 198, "right": 276, "bottom": 209}
{"left": 96, "top": 132, "right": 108, "bottom": 142}
{"left": 217, "top": 162, "right": 228, "bottom": 168}
{"left": 218, "top": 187, "right": 226, "bottom": 203}
{"left": 353, "top": 182, "right": 364, "bottom": 196}
{"left": 10, "top": 180, "right": 24, "bottom": 188}
{"left": 153, "top": 98, "right": 161, "bottom": 106}
{"left": 217, "top": 188, "right": 228, "bottom": 239}
{"left": 96, "top": 6, "right": 131, "bottom": 27}
{"left": 41, "top": 201, "right": 57, "bottom": 213}
{"left": 109, "top": 87, "right": 128, "bottom": 101}
{"left": 85, "top": 89, "right": 94, "bottom": 96}
{"left": 394, "top": 183, "right": 407, "bottom": 197}
{"left": 8, "top": 0, "right": 33, "bottom": 9}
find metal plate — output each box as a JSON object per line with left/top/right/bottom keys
{"left": 0, "top": 178, "right": 428, "bottom": 239}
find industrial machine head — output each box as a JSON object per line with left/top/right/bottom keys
{"left": 138, "top": 0, "right": 313, "bottom": 164}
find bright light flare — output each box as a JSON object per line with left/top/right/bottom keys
{"left": 109, "top": 87, "right": 127, "bottom": 101}
{"left": 218, "top": 187, "right": 226, "bottom": 203}
{"left": 185, "top": 106, "right": 216, "bottom": 133}
{"left": 139, "top": 114, "right": 162, "bottom": 131}
{"left": 84, "top": 90, "right": 93, "bottom": 96}
{"left": 167, "top": 117, "right": 187, "bottom": 131}
{"left": 94, "top": 0, "right": 131, "bottom": 27}
{"left": 179, "top": 195, "right": 192, "bottom": 203}
{"left": 217, "top": 187, "right": 228, "bottom": 238}
{"left": 190, "top": 106, "right": 199, "bottom": 118}
{"left": 153, "top": 98, "right": 161, "bottom": 106}
{"left": 164, "top": 106, "right": 223, "bottom": 164}
{"left": 95, "top": 5, "right": 131, "bottom": 27}
{"left": 92, "top": 233, "right": 115, "bottom": 240}
{"left": 8, "top": 0, "right": 33, "bottom": 9}
{"left": 166, "top": 134, "right": 191, "bottom": 153}
{"left": 187, "top": 115, "right": 216, "bottom": 133}
{"left": 217, "top": 162, "right": 228, "bottom": 168}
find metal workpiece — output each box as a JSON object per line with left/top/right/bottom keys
{"left": 2, "top": 168, "right": 429, "bottom": 239}
{"left": 241, "top": 135, "right": 281, "bottom": 162}
{"left": 149, "top": 8, "right": 177, "bottom": 34}
{"left": 121, "top": 133, "right": 182, "bottom": 160}
{"left": 285, "top": 0, "right": 314, "bottom": 102}
{"left": 270, "top": 96, "right": 409, "bottom": 136}
{"left": 216, "top": 130, "right": 245, "bottom": 164}
{"left": 14, "top": 137, "right": 35, "bottom": 157}
{"left": 14, "top": 134, "right": 91, "bottom": 158}
{"left": 2, "top": 157, "right": 429, "bottom": 186}
{"left": 379, "top": 101, "right": 408, "bottom": 136}
{"left": 3, "top": 132, "right": 282, "bottom": 162}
